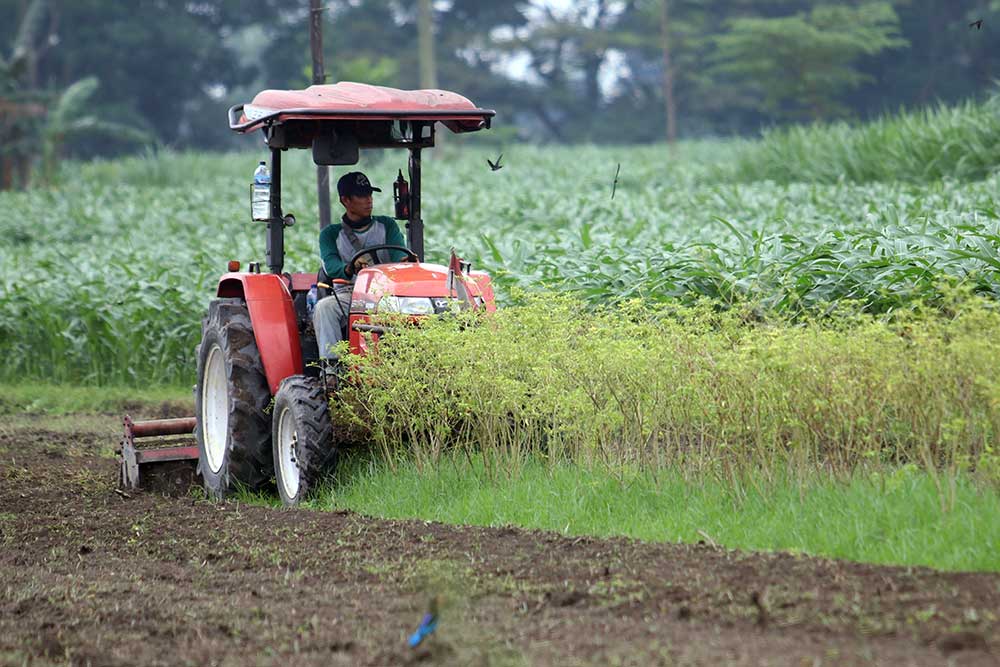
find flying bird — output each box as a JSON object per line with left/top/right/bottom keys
{"left": 970, "top": 19, "right": 983, "bottom": 29}
{"left": 611, "top": 163, "right": 621, "bottom": 200}
{"left": 487, "top": 153, "right": 504, "bottom": 171}
{"left": 407, "top": 596, "right": 440, "bottom": 648}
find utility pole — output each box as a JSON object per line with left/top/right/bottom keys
{"left": 417, "top": 0, "right": 438, "bottom": 90}
{"left": 660, "top": 0, "right": 677, "bottom": 146}
{"left": 310, "top": 0, "right": 332, "bottom": 229}
{"left": 417, "top": 0, "right": 442, "bottom": 149}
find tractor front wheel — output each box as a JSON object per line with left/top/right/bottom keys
{"left": 195, "top": 298, "right": 273, "bottom": 500}
{"left": 272, "top": 375, "right": 337, "bottom": 506}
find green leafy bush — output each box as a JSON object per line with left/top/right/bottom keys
{"left": 338, "top": 294, "right": 1000, "bottom": 486}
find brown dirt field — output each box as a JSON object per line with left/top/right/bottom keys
{"left": 1, "top": 407, "right": 999, "bottom": 666}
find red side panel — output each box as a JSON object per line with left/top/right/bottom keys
{"left": 216, "top": 272, "right": 302, "bottom": 395}
{"left": 289, "top": 272, "right": 314, "bottom": 291}
{"left": 469, "top": 272, "right": 497, "bottom": 312}
{"left": 348, "top": 313, "right": 372, "bottom": 355}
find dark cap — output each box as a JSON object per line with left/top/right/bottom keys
{"left": 337, "top": 171, "right": 382, "bottom": 197}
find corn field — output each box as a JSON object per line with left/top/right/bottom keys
{"left": 2, "top": 97, "right": 1000, "bottom": 386}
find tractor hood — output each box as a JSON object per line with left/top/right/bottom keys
{"left": 354, "top": 262, "right": 495, "bottom": 309}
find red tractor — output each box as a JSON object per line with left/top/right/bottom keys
{"left": 119, "top": 82, "right": 496, "bottom": 505}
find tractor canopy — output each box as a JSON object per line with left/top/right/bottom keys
{"left": 226, "top": 81, "right": 494, "bottom": 268}
{"left": 229, "top": 82, "right": 494, "bottom": 153}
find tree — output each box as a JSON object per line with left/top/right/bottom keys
{"left": 38, "top": 77, "right": 151, "bottom": 184}
{"left": 491, "top": 0, "right": 639, "bottom": 140}
{"left": 0, "top": 0, "right": 51, "bottom": 189}
{"left": 0, "top": 1, "right": 152, "bottom": 188}
{"left": 14, "top": 0, "right": 267, "bottom": 152}
{"left": 710, "top": 2, "right": 907, "bottom": 121}
{"left": 848, "top": 1, "right": 1000, "bottom": 119}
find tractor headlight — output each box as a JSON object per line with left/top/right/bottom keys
{"left": 377, "top": 296, "right": 435, "bottom": 315}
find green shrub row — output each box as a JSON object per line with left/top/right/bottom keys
{"left": 338, "top": 294, "right": 1000, "bottom": 488}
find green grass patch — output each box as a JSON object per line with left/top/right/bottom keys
{"left": 309, "top": 455, "right": 1000, "bottom": 572}
{"left": 727, "top": 94, "right": 1000, "bottom": 184}
{"left": 0, "top": 382, "right": 191, "bottom": 415}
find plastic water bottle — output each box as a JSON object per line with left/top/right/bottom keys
{"left": 306, "top": 284, "right": 318, "bottom": 317}
{"left": 251, "top": 161, "right": 271, "bottom": 221}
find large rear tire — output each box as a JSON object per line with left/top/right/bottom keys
{"left": 272, "top": 375, "right": 337, "bottom": 506}
{"left": 195, "top": 298, "right": 273, "bottom": 500}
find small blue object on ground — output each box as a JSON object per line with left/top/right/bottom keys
{"left": 408, "top": 612, "right": 438, "bottom": 648}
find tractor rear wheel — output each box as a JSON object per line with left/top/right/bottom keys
{"left": 195, "top": 298, "right": 273, "bottom": 500}
{"left": 272, "top": 375, "right": 337, "bottom": 506}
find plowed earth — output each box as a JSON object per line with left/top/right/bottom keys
{"left": 1, "top": 408, "right": 998, "bottom": 666}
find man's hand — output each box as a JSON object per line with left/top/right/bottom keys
{"left": 348, "top": 253, "right": 373, "bottom": 277}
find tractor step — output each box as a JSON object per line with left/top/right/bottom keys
{"left": 119, "top": 415, "right": 199, "bottom": 491}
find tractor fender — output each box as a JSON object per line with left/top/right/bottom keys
{"left": 217, "top": 272, "right": 303, "bottom": 394}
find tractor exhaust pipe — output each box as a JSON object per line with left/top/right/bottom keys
{"left": 119, "top": 415, "right": 199, "bottom": 491}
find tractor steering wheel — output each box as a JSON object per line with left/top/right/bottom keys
{"left": 348, "top": 244, "right": 418, "bottom": 273}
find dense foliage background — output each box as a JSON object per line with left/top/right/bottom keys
{"left": 2, "top": 0, "right": 999, "bottom": 172}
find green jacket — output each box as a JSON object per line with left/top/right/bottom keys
{"left": 319, "top": 215, "right": 408, "bottom": 281}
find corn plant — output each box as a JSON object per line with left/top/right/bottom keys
{"left": 2, "top": 95, "right": 1000, "bottom": 386}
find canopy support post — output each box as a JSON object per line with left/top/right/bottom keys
{"left": 408, "top": 143, "right": 424, "bottom": 262}
{"left": 267, "top": 146, "right": 284, "bottom": 275}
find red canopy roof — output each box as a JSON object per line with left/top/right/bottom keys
{"left": 229, "top": 82, "right": 493, "bottom": 134}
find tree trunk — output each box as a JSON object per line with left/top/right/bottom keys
{"left": 309, "top": 0, "right": 332, "bottom": 229}
{"left": 660, "top": 0, "right": 677, "bottom": 145}
{"left": 1, "top": 157, "right": 12, "bottom": 191}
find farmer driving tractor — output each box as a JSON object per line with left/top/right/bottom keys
{"left": 120, "top": 81, "right": 497, "bottom": 505}
{"left": 315, "top": 170, "right": 409, "bottom": 364}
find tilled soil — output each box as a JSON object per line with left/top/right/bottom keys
{"left": 1, "top": 410, "right": 998, "bottom": 666}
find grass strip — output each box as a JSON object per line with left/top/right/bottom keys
{"left": 726, "top": 94, "right": 1000, "bottom": 184}
{"left": 0, "top": 382, "right": 191, "bottom": 415}
{"left": 302, "top": 456, "right": 1000, "bottom": 573}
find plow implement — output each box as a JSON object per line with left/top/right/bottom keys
{"left": 119, "top": 415, "right": 199, "bottom": 491}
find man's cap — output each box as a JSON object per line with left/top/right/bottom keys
{"left": 338, "top": 171, "right": 382, "bottom": 197}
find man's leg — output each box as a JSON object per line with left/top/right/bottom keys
{"left": 313, "top": 290, "right": 353, "bottom": 359}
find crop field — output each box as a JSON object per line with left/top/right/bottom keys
{"left": 2, "top": 100, "right": 1000, "bottom": 664}
{"left": 4, "top": 97, "right": 1000, "bottom": 386}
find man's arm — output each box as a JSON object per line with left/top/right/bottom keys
{"left": 319, "top": 224, "right": 351, "bottom": 280}
{"left": 382, "top": 218, "right": 409, "bottom": 261}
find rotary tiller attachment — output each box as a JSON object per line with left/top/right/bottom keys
{"left": 119, "top": 415, "right": 199, "bottom": 491}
